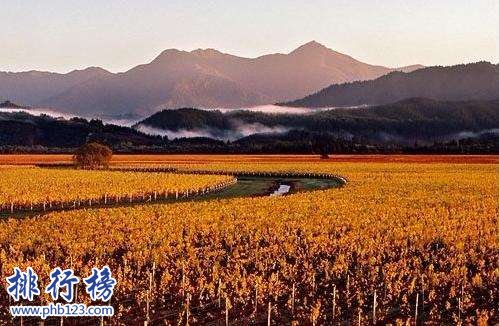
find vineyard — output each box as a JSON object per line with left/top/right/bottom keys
{"left": 0, "top": 167, "right": 235, "bottom": 213}
{"left": 0, "top": 158, "right": 497, "bottom": 324}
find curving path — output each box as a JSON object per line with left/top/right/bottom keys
{"left": 1, "top": 167, "right": 347, "bottom": 217}
{"left": 109, "top": 167, "right": 347, "bottom": 200}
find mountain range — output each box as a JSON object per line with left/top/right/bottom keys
{"left": 0, "top": 41, "right": 422, "bottom": 117}
{"left": 283, "top": 62, "right": 499, "bottom": 107}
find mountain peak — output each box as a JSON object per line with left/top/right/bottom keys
{"left": 190, "top": 48, "right": 223, "bottom": 57}
{"left": 67, "top": 67, "right": 111, "bottom": 75}
{"left": 155, "top": 48, "right": 186, "bottom": 59}
{"left": 290, "top": 41, "right": 330, "bottom": 55}
{"left": 150, "top": 48, "right": 189, "bottom": 65}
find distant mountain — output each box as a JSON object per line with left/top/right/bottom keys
{"left": 0, "top": 111, "right": 161, "bottom": 149}
{"left": 137, "top": 108, "right": 228, "bottom": 131}
{"left": 0, "top": 67, "right": 112, "bottom": 107}
{"left": 136, "top": 98, "right": 499, "bottom": 142}
{"left": 283, "top": 62, "right": 499, "bottom": 107}
{"left": 0, "top": 41, "right": 422, "bottom": 117}
{"left": 0, "top": 100, "right": 24, "bottom": 108}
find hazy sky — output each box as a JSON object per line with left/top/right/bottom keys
{"left": 2, "top": 0, "right": 497, "bottom": 73}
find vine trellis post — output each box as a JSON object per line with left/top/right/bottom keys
{"left": 415, "top": 293, "right": 419, "bottom": 325}
{"left": 267, "top": 301, "right": 271, "bottom": 326}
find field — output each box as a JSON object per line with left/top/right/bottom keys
{"left": 0, "top": 154, "right": 496, "bottom": 165}
{"left": 0, "top": 167, "right": 235, "bottom": 213}
{"left": 0, "top": 155, "right": 497, "bottom": 324}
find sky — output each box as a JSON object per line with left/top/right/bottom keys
{"left": 1, "top": 0, "right": 497, "bottom": 73}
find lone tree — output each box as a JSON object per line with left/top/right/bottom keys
{"left": 73, "top": 142, "right": 112, "bottom": 169}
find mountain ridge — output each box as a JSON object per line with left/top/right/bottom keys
{"left": 0, "top": 41, "right": 423, "bottom": 117}
{"left": 283, "top": 61, "right": 499, "bottom": 107}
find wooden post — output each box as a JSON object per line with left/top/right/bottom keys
{"left": 181, "top": 265, "right": 186, "bottom": 299}
{"left": 373, "top": 290, "right": 377, "bottom": 324}
{"left": 146, "top": 290, "right": 150, "bottom": 325}
{"left": 146, "top": 269, "right": 151, "bottom": 326}
{"left": 149, "top": 270, "right": 153, "bottom": 295}
{"left": 254, "top": 284, "right": 258, "bottom": 315}
{"left": 347, "top": 274, "right": 350, "bottom": 299}
{"left": 458, "top": 297, "right": 461, "bottom": 323}
{"left": 152, "top": 262, "right": 156, "bottom": 286}
{"left": 291, "top": 282, "right": 295, "bottom": 318}
{"left": 415, "top": 293, "right": 419, "bottom": 325}
{"left": 225, "top": 296, "right": 229, "bottom": 326}
{"left": 332, "top": 284, "right": 336, "bottom": 320}
{"left": 217, "top": 279, "right": 221, "bottom": 308}
{"left": 186, "top": 293, "right": 191, "bottom": 326}
{"left": 358, "top": 309, "right": 361, "bottom": 326}
{"left": 421, "top": 275, "right": 425, "bottom": 323}
{"left": 267, "top": 301, "right": 271, "bottom": 326}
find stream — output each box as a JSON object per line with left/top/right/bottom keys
{"left": 270, "top": 184, "right": 291, "bottom": 196}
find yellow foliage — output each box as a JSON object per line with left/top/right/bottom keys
{"left": 0, "top": 167, "right": 234, "bottom": 206}
{"left": 0, "top": 162, "right": 496, "bottom": 324}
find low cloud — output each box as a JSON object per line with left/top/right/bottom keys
{"left": 0, "top": 107, "right": 77, "bottom": 120}
{"left": 135, "top": 121, "right": 290, "bottom": 141}
{"left": 448, "top": 128, "right": 499, "bottom": 140}
{"left": 135, "top": 124, "right": 216, "bottom": 139}
{"left": 212, "top": 104, "right": 369, "bottom": 115}
{"left": 228, "top": 120, "right": 290, "bottom": 139}
{"left": 0, "top": 107, "right": 139, "bottom": 126}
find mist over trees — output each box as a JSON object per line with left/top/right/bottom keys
{"left": 137, "top": 98, "right": 499, "bottom": 142}
{"left": 0, "top": 97, "right": 498, "bottom": 154}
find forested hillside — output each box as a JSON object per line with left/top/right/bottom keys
{"left": 283, "top": 62, "right": 499, "bottom": 107}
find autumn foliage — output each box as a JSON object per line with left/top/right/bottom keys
{"left": 0, "top": 160, "right": 496, "bottom": 324}
{"left": 73, "top": 142, "right": 113, "bottom": 169}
